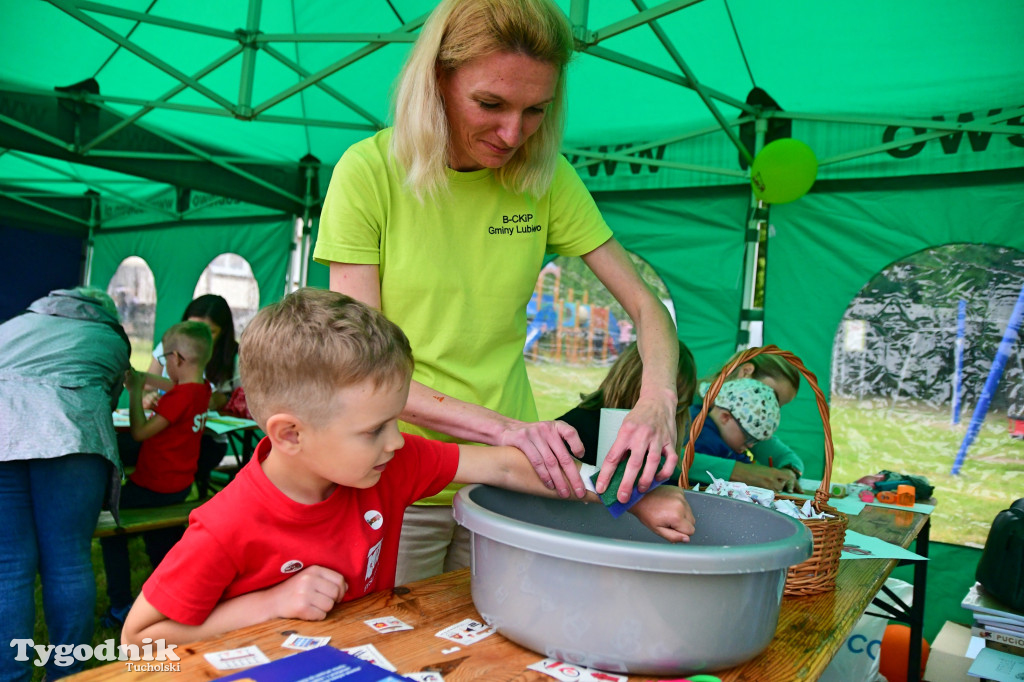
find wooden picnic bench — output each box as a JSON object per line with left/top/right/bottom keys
{"left": 93, "top": 498, "right": 206, "bottom": 538}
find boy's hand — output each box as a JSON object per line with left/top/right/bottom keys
{"left": 141, "top": 390, "right": 162, "bottom": 410}
{"left": 731, "top": 461, "right": 794, "bottom": 492}
{"left": 779, "top": 466, "right": 802, "bottom": 493}
{"left": 628, "top": 486, "right": 694, "bottom": 543}
{"left": 123, "top": 369, "right": 146, "bottom": 393}
{"left": 268, "top": 565, "right": 347, "bottom": 620}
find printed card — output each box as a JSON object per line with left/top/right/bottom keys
{"left": 404, "top": 673, "right": 445, "bottom": 682}
{"left": 342, "top": 644, "right": 397, "bottom": 672}
{"left": 281, "top": 633, "right": 332, "bottom": 650}
{"left": 365, "top": 616, "right": 414, "bottom": 633}
{"left": 528, "top": 658, "right": 628, "bottom": 682}
{"left": 204, "top": 646, "right": 271, "bottom": 670}
{"left": 434, "top": 618, "right": 495, "bottom": 645}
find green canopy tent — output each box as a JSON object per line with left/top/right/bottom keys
{"left": 2, "top": 0, "right": 1023, "bottom": 475}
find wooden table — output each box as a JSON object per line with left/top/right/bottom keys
{"left": 75, "top": 504, "right": 930, "bottom": 681}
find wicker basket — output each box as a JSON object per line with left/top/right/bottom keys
{"left": 678, "top": 345, "right": 848, "bottom": 597}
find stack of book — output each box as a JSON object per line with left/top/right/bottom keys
{"left": 962, "top": 582, "right": 1024, "bottom": 658}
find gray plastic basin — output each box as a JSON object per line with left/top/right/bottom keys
{"left": 452, "top": 485, "right": 813, "bottom": 675}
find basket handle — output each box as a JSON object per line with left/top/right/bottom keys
{"left": 679, "top": 344, "right": 834, "bottom": 511}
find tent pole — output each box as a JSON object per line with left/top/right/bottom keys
{"left": 952, "top": 299, "right": 966, "bottom": 425}
{"left": 951, "top": 278, "right": 1024, "bottom": 474}
{"left": 299, "top": 218, "right": 311, "bottom": 289}
{"left": 237, "top": 0, "right": 262, "bottom": 118}
{"left": 297, "top": 164, "right": 316, "bottom": 290}
{"left": 83, "top": 192, "right": 99, "bottom": 286}
{"left": 569, "top": 0, "right": 590, "bottom": 42}
{"left": 737, "top": 119, "right": 767, "bottom": 350}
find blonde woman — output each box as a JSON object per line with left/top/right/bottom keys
{"left": 314, "top": 0, "right": 683, "bottom": 585}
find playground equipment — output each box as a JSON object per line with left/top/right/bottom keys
{"left": 525, "top": 264, "right": 622, "bottom": 365}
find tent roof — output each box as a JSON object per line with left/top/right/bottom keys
{"left": 2, "top": 0, "right": 1023, "bottom": 235}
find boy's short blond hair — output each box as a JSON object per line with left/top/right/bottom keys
{"left": 163, "top": 321, "right": 213, "bottom": 367}
{"left": 239, "top": 288, "right": 414, "bottom": 428}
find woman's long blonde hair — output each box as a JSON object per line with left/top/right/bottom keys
{"left": 391, "top": 0, "right": 573, "bottom": 200}
{"left": 578, "top": 340, "right": 698, "bottom": 448}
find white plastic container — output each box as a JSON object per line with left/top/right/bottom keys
{"left": 453, "top": 485, "right": 813, "bottom": 675}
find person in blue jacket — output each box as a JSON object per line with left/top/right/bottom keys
{"left": 686, "top": 378, "right": 780, "bottom": 466}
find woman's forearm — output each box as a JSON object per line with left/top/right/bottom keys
{"left": 400, "top": 380, "right": 511, "bottom": 445}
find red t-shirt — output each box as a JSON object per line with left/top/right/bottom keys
{"left": 142, "top": 433, "right": 460, "bottom": 626}
{"left": 129, "top": 382, "right": 212, "bottom": 493}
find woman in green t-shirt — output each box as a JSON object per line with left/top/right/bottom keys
{"left": 313, "top": 0, "right": 687, "bottom": 585}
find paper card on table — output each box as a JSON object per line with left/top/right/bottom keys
{"left": 282, "top": 633, "right": 332, "bottom": 650}
{"left": 788, "top": 490, "right": 867, "bottom": 516}
{"left": 404, "top": 673, "right": 444, "bottom": 682}
{"left": 824, "top": 496, "right": 867, "bottom": 515}
{"left": 796, "top": 479, "right": 934, "bottom": 514}
{"left": 365, "top": 616, "right": 413, "bottom": 633}
{"left": 435, "top": 618, "right": 495, "bottom": 645}
{"left": 840, "top": 530, "right": 927, "bottom": 561}
{"left": 967, "top": 645, "right": 1024, "bottom": 681}
{"left": 218, "top": 646, "right": 415, "bottom": 681}
{"left": 798, "top": 477, "right": 822, "bottom": 491}
{"left": 341, "top": 644, "right": 397, "bottom": 672}
{"left": 204, "top": 646, "right": 271, "bottom": 670}
{"left": 528, "top": 658, "right": 627, "bottom": 682}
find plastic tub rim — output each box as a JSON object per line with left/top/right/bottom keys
{"left": 453, "top": 485, "right": 813, "bottom": 575}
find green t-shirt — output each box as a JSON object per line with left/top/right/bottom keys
{"left": 314, "top": 129, "right": 613, "bottom": 504}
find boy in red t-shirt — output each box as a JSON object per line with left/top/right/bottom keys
{"left": 100, "top": 320, "right": 213, "bottom": 627}
{"left": 122, "top": 289, "right": 696, "bottom": 645}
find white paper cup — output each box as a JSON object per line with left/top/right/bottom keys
{"left": 596, "top": 408, "right": 629, "bottom": 467}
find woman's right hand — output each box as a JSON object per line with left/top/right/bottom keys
{"left": 497, "top": 420, "right": 587, "bottom": 499}
{"left": 730, "top": 461, "right": 796, "bottom": 492}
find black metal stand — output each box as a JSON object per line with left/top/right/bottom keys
{"left": 864, "top": 516, "right": 931, "bottom": 682}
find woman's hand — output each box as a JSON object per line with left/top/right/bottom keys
{"left": 496, "top": 420, "right": 586, "bottom": 499}
{"left": 595, "top": 395, "right": 678, "bottom": 503}
{"left": 731, "top": 461, "right": 798, "bottom": 492}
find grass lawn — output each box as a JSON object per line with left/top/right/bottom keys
{"left": 830, "top": 396, "right": 1021, "bottom": 547}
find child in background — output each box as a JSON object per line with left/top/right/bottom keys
{"left": 100, "top": 321, "right": 213, "bottom": 627}
{"left": 143, "top": 294, "right": 241, "bottom": 498}
{"left": 121, "top": 289, "right": 696, "bottom": 645}
{"left": 686, "top": 378, "right": 780, "bottom": 464}
{"left": 694, "top": 352, "right": 803, "bottom": 491}
{"left": 558, "top": 341, "right": 697, "bottom": 466}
